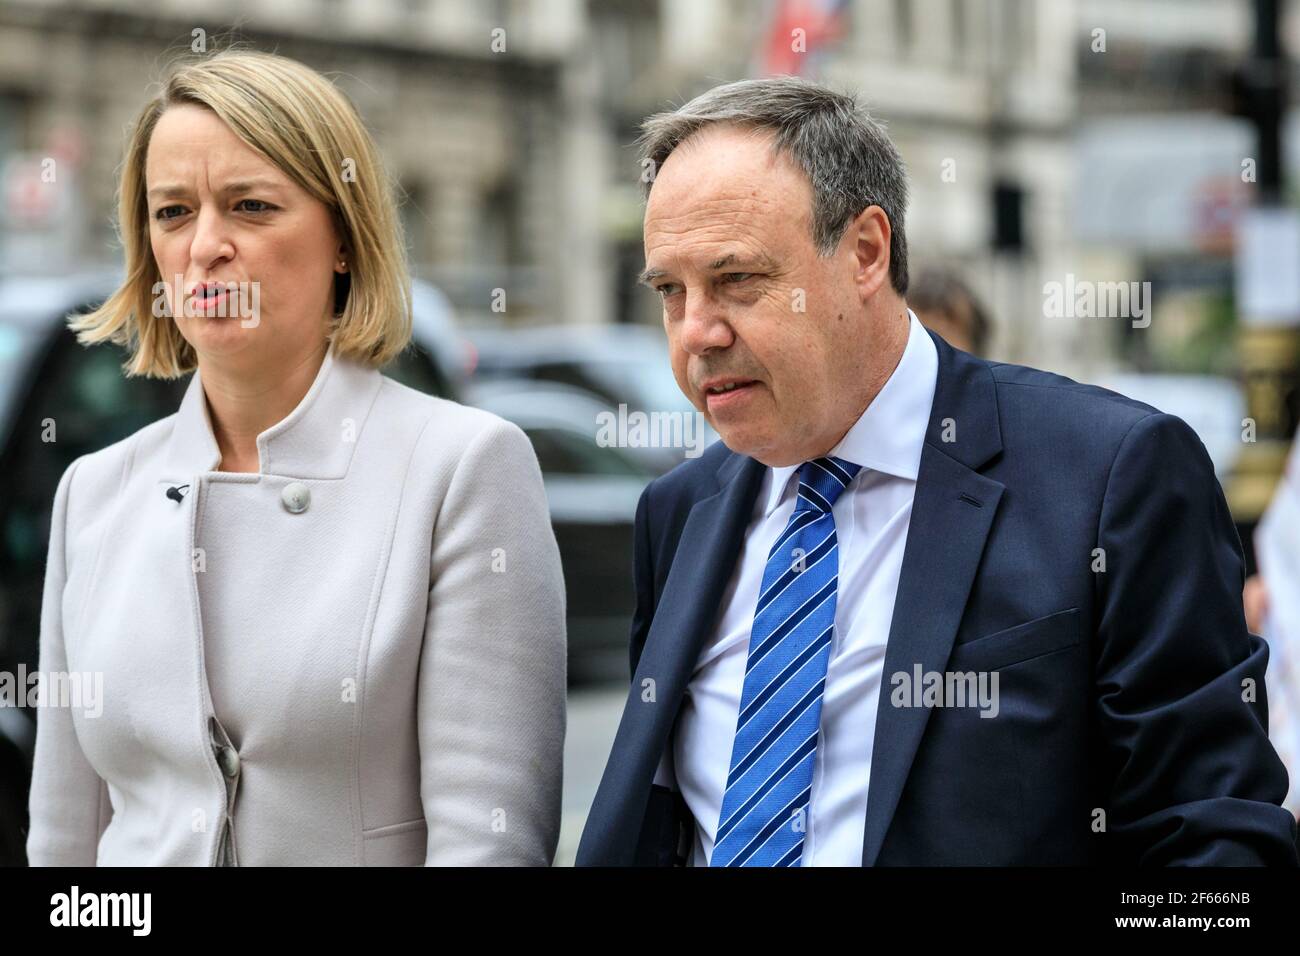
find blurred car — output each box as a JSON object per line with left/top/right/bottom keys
{"left": 464, "top": 379, "right": 655, "bottom": 685}
{"left": 0, "top": 271, "right": 466, "bottom": 865}
{"left": 466, "top": 322, "right": 718, "bottom": 473}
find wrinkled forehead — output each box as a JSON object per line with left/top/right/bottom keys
{"left": 643, "top": 126, "right": 813, "bottom": 256}
{"left": 145, "top": 104, "right": 286, "bottom": 188}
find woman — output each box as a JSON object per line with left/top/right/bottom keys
{"left": 25, "top": 50, "right": 567, "bottom": 866}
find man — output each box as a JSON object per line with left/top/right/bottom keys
{"left": 909, "top": 266, "right": 992, "bottom": 356}
{"left": 576, "top": 76, "right": 1298, "bottom": 866}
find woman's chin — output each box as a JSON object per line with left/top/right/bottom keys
{"left": 181, "top": 321, "right": 262, "bottom": 361}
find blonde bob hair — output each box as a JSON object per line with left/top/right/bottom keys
{"left": 72, "top": 49, "right": 412, "bottom": 377}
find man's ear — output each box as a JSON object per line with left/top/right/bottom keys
{"left": 849, "top": 205, "right": 892, "bottom": 303}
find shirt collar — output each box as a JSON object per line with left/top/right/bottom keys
{"left": 762, "top": 308, "right": 939, "bottom": 517}
{"left": 161, "top": 339, "right": 384, "bottom": 481}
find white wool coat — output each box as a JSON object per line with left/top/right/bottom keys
{"left": 25, "top": 343, "right": 567, "bottom": 865}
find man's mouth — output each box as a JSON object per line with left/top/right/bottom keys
{"left": 703, "top": 378, "right": 757, "bottom": 396}
{"left": 702, "top": 379, "right": 760, "bottom": 411}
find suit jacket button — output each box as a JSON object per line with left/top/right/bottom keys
{"left": 216, "top": 745, "right": 240, "bottom": 779}
{"left": 281, "top": 482, "right": 310, "bottom": 514}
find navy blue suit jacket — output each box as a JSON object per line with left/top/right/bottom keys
{"left": 576, "top": 329, "right": 1298, "bottom": 866}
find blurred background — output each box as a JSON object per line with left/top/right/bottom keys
{"left": 0, "top": 0, "right": 1298, "bottom": 866}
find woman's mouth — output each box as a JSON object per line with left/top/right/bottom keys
{"left": 188, "top": 285, "right": 234, "bottom": 315}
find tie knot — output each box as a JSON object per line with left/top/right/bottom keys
{"left": 795, "top": 456, "right": 861, "bottom": 513}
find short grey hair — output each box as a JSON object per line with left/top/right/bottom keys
{"left": 638, "top": 76, "right": 910, "bottom": 295}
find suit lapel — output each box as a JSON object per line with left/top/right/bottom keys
{"left": 861, "top": 332, "right": 1005, "bottom": 865}
{"left": 611, "top": 453, "right": 765, "bottom": 828}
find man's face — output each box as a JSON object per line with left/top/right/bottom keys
{"left": 642, "top": 125, "right": 869, "bottom": 467}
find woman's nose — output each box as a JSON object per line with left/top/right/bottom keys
{"left": 188, "top": 205, "right": 235, "bottom": 267}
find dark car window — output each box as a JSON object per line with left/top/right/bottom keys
{"left": 383, "top": 341, "right": 453, "bottom": 398}
{"left": 525, "top": 426, "right": 647, "bottom": 477}
{"left": 0, "top": 324, "right": 186, "bottom": 675}
{"left": 529, "top": 362, "right": 620, "bottom": 406}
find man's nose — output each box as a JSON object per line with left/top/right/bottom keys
{"left": 679, "top": 290, "right": 734, "bottom": 355}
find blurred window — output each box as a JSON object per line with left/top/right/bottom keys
{"left": 894, "top": 0, "right": 912, "bottom": 54}
{"left": 525, "top": 426, "right": 646, "bottom": 477}
{"left": 383, "top": 340, "right": 453, "bottom": 398}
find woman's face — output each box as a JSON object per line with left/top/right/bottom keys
{"left": 145, "top": 103, "right": 345, "bottom": 372}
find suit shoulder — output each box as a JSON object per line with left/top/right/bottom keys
{"left": 987, "top": 359, "right": 1163, "bottom": 439}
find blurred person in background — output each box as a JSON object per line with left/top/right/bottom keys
{"left": 25, "top": 49, "right": 566, "bottom": 866}
{"left": 577, "top": 76, "right": 1297, "bottom": 867}
{"left": 1246, "top": 423, "right": 1300, "bottom": 825}
{"left": 909, "top": 266, "right": 992, "bottom": 357}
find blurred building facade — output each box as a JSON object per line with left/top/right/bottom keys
{"left": 591, "top": 0, "right": 1083, "bottom": 370}
{"left": 1, "top": 0, "right": 1298, "bottom": 391}
{"left": 0, "top": 0, "right": 612, "bottom": 324}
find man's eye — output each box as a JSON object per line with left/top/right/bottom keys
{"left": 237, "top": 199, "right": 274, "bottom": 213}
{"left": 722, "top": 272, "right": 755, "bottom": 284}
{"left": 656, "top": 283, "right": 682, "bottom": 298}
{"left": 154, "top": 205, "right": 185, "bottom": 221}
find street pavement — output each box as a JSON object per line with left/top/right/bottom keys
{"left": 556, "top": 681, "right": 628, "bottom": 866}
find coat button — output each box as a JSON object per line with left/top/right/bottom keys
{"left": 216, "top": 745, "right": 240, "bottom": 779}
{"left": 281, "top": 482, "right": 310, "bottom": 514}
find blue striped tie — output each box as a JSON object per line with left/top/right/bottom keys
{"left": 710, "top": 455, "right": 861, "bottom": 867}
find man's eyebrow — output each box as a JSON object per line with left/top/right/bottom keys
{"left": 146, "top": 179, "right": 286, "bottom": 201}
{"left": 638, "top": 253, "right": 776, "bottom": 287}
{"left": 708, "top": 253, "right": 775, "bottom": 271}
{"left": 637, "top": 267, "right": 668, "bottom": 288}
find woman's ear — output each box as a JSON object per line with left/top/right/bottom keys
{"left": 330, "top": 211, "right": 350, "bottom": 273}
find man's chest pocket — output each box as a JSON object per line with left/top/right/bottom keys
{"left": 946, "top": 607, "right": 1081, "bottom": 672}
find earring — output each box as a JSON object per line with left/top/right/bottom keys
{"left": 338, "top": 260, "right": 348, "bottom": 272}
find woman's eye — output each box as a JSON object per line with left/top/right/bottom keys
{"left": 154, "top": 205, "right": 185, "bottom": 221}
{"left": 237, "top": 199, "right": 273, "bottom": 213}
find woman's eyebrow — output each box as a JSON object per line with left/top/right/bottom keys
{"left": 146, "top": 184, "right": 190, "bottom": 201}
{"left": 146, "top": 178, "right": 285, "bottom": 200}
{"left": 221, "top": 179, "right": 286, "bottom": 196}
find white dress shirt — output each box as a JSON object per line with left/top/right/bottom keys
{"left": 653, "top": 310, "right": 939, "bottom": 866}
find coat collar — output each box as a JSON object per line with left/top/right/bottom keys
{"left": 161, "top": 341, "right": 384, "bottom": 481}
